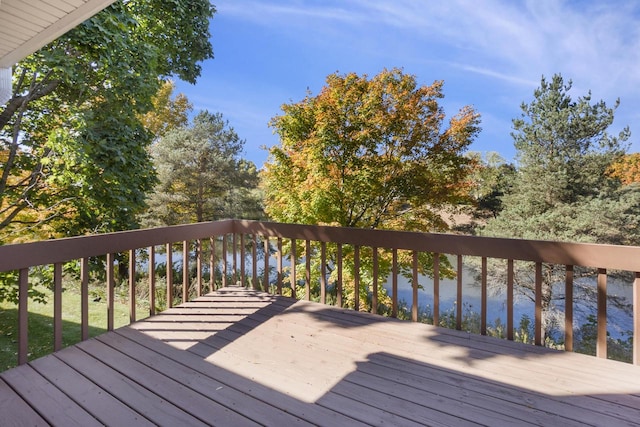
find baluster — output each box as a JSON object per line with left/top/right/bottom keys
{"left": 182, "top": 241, "right": 189, "bottom": 303}
{"left": 456, "top": 254, "right": 462, "bottom": 330}
{"left": 129, "top": 249, "right": 136, "bottom": 322}
{"left": 597, "top": 268, "right": 607, "bottom": 358}
{"left": 392, "top": 249, "right": 398, "bottom": 318}
{"left": 534, "top": 262, "right": 542, "bottom": 346}
{"left": 412, "top": 250, "right": 418, "bottom": 322}
{"left": 210, "top": 237, "right": 216, "bottom": 291}
{"left": 263, "top": 237, "right": 270, "bottom": 293}
{"left": 320, "top": 241, "right": 327, "bottom": 304}
{"left": 277, "top": 237, "right": 283, "bottom": 295}
{"left": 354, "top": 245, "right": 360, "bottom": 311}
{"left": 107, "top": 253, "right": 115, "bottom": 330}
{"left": 166, "top": 244, "right": 173, "bottom": 308}
{"left": 196, "top": 239, "right": 202, "bottom": 297}
{"left": 18, "top": 268, "right": 28, "bottom": 365}
{"left": 305, "top": 240, "right": 311, "bottom": 301}
{"left": 565, "top": 265, "right": 574, "bottom": 352}
{"left": 81, "top": 257, "right": 89, "bottom": 340}
{"left": 252, "top": 235, "right": 258, "bottom": 290}
{"left": 222, "top": 235, "right": 228, "bottom": 288}
{"left": 290, "top": 239, "right": 297, "bottom": 299}
{"left": 507, "top": 259, "right": 514, "bottom": 340}
{"left": 433, "top": 253, "right": 440, "bottom": 326}
{"left": 241, "top": 234, "right": 246, "bottom": 287}
{"left": 481, "top": 257, "right": 487, "bottom": 335}
{"left": 149, "top": 247, "right": 156, "bottom": 317}
{"left": 53, "top": 262, "right": 63, "bottom": 351}
{"left": 372, "top": 247, "right": 378, "bottom": 315}
{"left": 634, "top": 272, "right": 639, "bottom": 365}
{"left": 336, "top": 244, "right": 343, "bottom": 307}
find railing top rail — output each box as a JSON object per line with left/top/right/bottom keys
{"left": 1, "top": 219, "right": 639, "bottom": 273}
{"left": 234, "top": 220, "right": 640, "bottom": 272}
{"left": 0, "top": 220, "right": 234, "bottom": 272}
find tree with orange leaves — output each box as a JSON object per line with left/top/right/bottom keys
{"left": 608, "top": 153, "right": 640, "bottom": 185}
{"left": 263, "top": 68, "right": 480, "bottom": 232}
{"left": 261, "top": 69, "right": 480, "bottom": 310}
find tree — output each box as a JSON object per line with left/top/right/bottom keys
{"left": 142, "top": 111, "right": 262, "bottom": 227}
{"left": 262, "top": 68, "right": 481, "bottom": 308}
{"left": 465, "top": 151, "right": 516, "bottom": 221}
{"left": 140, "top": 80, "right": 193, "bottom": 139}
{"left": 479, "top": 74, "right": 637, "bottom": 343}
{"left": 263, "top": 68, "right": 480, "bottom": 230}
{"left": 0, "top": 0, "right": 214, "bottom": 303}
{"left": 608, "top": 153, "right": 640, "bottom": 185}
{"left": 0, "top": 0, "right": 215, "bottom": 243}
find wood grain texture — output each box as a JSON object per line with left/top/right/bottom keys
{"left": 2, "top": 286, "right": 640, "bottom": 426}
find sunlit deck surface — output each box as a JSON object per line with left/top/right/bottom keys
{"left": 2, "top": 287, "right": 640, "bottom": 426}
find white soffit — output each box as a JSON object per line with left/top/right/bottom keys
{"left": 0, "top": 0, "right": 118, "bottom": 68}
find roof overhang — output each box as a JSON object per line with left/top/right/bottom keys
{"left": 0, "top": 0, "right": 118, "bottom": 68}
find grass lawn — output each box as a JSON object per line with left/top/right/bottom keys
{"left": 0, "top": 285, "right": 150, "bottom": 371}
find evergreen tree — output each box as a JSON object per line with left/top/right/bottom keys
{"left": 480, "top": 74, "right": 639, "bottom": 343}
{"left": 142, "top": 111, "right": 263, "bottom": 227}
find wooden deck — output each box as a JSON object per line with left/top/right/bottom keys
{"left": 1, "top": 287, "right": 640, "bottom": 426}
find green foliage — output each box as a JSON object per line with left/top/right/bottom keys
{"left": 477, "top": 74, "right": 638, "bottom": 343}
{"left": 465, "top": 151, "right": 516, "bottom": 220}
{"left": 262, "top": 69, "right": 479, "bottom": 303}
{"left": 0, "top": 0, "right": 215, "bottom": 243}
{"left": 574, "top": 314, "right": 633, "bottom": 362}
{"left": 482, "top": 74, "right": 631, "bottom": 243}
{"left": 263, "top": 68, "right": 481, "bottom": 231}
{"left": 142, "top": 111, "right": 263, "bottom": 226}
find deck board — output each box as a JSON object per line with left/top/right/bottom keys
{"left": 2, "top": 286, "right": 640, "bottom": 426}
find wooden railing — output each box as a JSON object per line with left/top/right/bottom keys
{"left": 1, "top": 219, "right": 639, "bottom": 366}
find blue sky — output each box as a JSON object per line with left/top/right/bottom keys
{"left": 174, "top": 0, "right": 640, "bottom": 168}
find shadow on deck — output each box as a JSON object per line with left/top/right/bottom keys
{"left": 1, "top": 287, "right": 640, "bottom": 426}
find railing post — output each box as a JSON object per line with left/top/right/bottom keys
{"left": 597, "top": 268, "right": 607, "bottom": 358}
{"left": 18, "top": 268, "right": 28, "bottom": 365}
